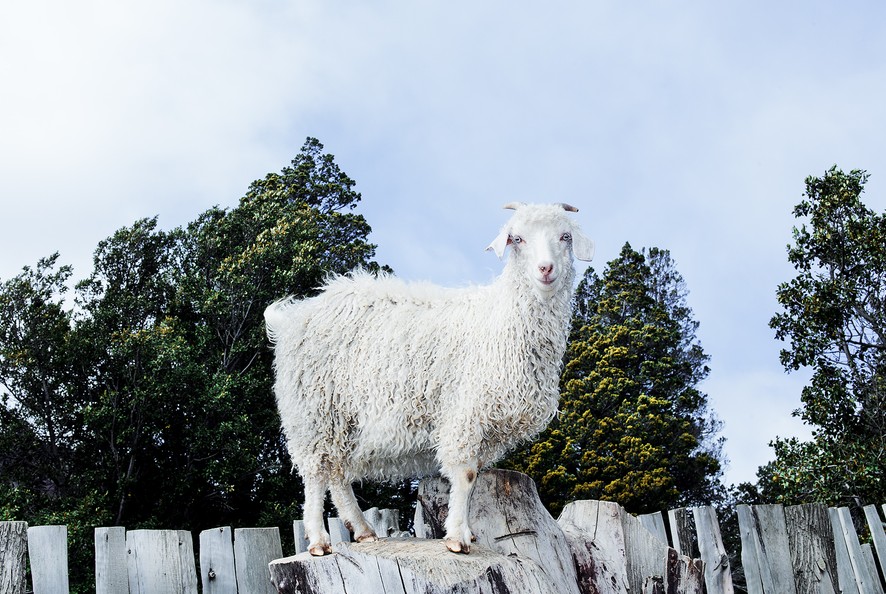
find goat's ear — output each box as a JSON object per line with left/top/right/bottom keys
{"left": 572, "top": 230, "right": 595, "bottom": 261}
{"left": 486, "top": 228, "right": 510, "bottom": 259}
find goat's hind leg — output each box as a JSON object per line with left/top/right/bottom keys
{"left": 442, "top": 462, "right": 479, "bottom": 553}
{"left": 303, "top": 473, "right": 332, "bottom": 556}
{"left": 329, "top": 476, "right": 377, "bottom": 543}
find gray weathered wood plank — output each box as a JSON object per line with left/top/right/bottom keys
{"left": 784, "top": 504, "right": 837, "bottom": 594}
{"left": 364, "top": 507, "right": 403, "bottom": 538}
{"left": 638, "top": 512, "right": 668, "bottom": 546}
{"left": 668, "top": 507, "right": 699, "bottom": 558}
{"left": 328, "top": 516, "right": 350, "bottom": 545}
{"left": 126, "top": 529, "right": 198, "bottom": 594}
{"left": 738, "top": 504, "right": 798, "bottom": 594}
{"left": 834, "top": 507, "right": 883, "bottom": 594}
{"left": 292, "top": 520, "right": 307, "bottom": 554}
{"left": 234, "top": 527, "right": 282, "bottom": 594}
{"left": 413, "top": 500, "right": 429, "bottom": 539}
{"left": 0, "top": 521, "right": 28, "bottom": 594}
{"left": 829, "top": 507, "right": 861, "bottom": 594}
{"left": 200, "top": 526, "right": 237, "bottom": 594}
{"left": 860, "top": 544, "right": 884, "bottom": 594}
{"left": 95, "top": 527, "right": 128, "bottom": 594}
{"left": 863, "top": 505, "right": 886, "bottom": 586}
{"left": 558, "top": 499, "right": 629, "bottom": 594}
{"left": 27, "top": 525, "right": 69, "bottom": 594}
{"left": 622, "top": 510, "right": 668, "bottom": 593}
{"left": 694, "top": 505, "right": 734, "bottom": 594}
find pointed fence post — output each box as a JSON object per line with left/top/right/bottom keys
{"left": 693, "top": 506, "right": 734, "bottom": 594}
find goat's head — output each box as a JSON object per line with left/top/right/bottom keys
{"left": 486, "top": 202, "right": 594, "bottom": 297}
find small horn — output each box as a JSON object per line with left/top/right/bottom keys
{"left": 503, "top": 202, "right": 526, "bottom": 211}
{"left": 558, "top": 203, "right": 579, "bottom": 212}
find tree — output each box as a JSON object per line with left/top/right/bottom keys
{"left": 0, "top": 255, "right": 77, "bottom": 502}
{"left": 503, "top": 243, "right": 723, "bottom": 516}
{"left": 0, "top": 138, "right": 388, "bottom": 592}
{"left": 765, "top": 166, "right": 885, "bottom": 505}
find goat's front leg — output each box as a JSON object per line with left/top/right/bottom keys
{"left": 302, "top": 472, "right": 332, "bottom": 556}
{"left": 441, "top": 462, "right": 479, "bottom": 553}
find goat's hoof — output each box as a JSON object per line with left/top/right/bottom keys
{"left": 308, "top": 543, "right": 332, "bottom": 556}
{"left": 471, "top": 532, "right": 478, "bottom": 542}
{"left": 445, "top": 538, "right": 470, "bottom": 554}
{"left": 355, "top": 532, "right": 378, "bottom": 543}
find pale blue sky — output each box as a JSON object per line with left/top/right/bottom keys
{"left": 2, "top": 0, "right": 885, "bottom": 486}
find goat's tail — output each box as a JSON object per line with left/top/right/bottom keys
{"left": 263, "top": 297, "right": 297, "bottom": 345}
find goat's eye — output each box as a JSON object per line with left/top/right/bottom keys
{"left": 560, "top": 233, "right": 572, "bottom": 242}
{"left": 511, "top": 235, "right": 523, "bottom": 245}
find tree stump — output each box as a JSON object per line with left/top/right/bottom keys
{"left": 268, "top": 469, "right": 705, "bottom": 594}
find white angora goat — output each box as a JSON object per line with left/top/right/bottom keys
{"left": 264, "top": 202, "right": 594, "bottom": 556}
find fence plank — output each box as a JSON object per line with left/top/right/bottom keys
{"left": 737, "top": 505, "right": 764, "bottom": 594}
{"left": 200, "top": 526, "right": 237, "bottom": 594}
{"left": 127, "top": 529, "right": 198, "bottom": 594}
{"left": 234, "top": 527, "right": 283, "bottom": 594}
{"left": 622, "top": 511, "right": 668, "bottom": 593}
{"left": 364, "top": 507, "right": 402, "bottom": 538}
{"left": 694, "top": 506, "right": 735, "bottom": 594}
{"left": 860, "top": 544, "right": 883, "bottom": 594}
{"left": 558, "top": 499, "right": 629, "bottom": 594}
{"left": 328, "top": 517, "right": 351, "bottom": 546}
{"left": 95, "top": 527, "right": 128, "bottom": 594}
{"left": 737, "top": 504, "right": 798, "bottom": 594}
{"left": 784, "top": 504, "right": 838, "bottom": 594}
{"left": 863, "top": 505, "right": 886, "bottom": 584}
{"left": 413, "top": 499, "right": 432, "bottom": 539}
{"left": 828, "top": 508, "right": 861, "bottom": 594}
{"left": 27, "top": 525, "right": 69, "bottom": 594}
{"left": 292, "top": 520, "right": 307, "bottom": 554}
{"left": 668, "top": 508, "right": 699, "bottom": 558}
{"left": 0, "top": 521, "right": 28, "bottom": 594}
{"left": 833, "top": 507, "right": 883, "bottom": 594}
{"left": 638, "top": 511, "right": 668, "bottom": 545}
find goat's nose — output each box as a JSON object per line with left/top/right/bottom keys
{"left": 539, "top": 263, "right": 554, "bottom": 276}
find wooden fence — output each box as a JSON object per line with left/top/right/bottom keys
{"left": 2, "top": 498, "right": 885, "bottom": 593}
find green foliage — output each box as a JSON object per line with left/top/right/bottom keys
{"left": 0, "top": 138, "right": 389, "bottom": 591}
{"left": 766, "top": 166, "right": 885, "bottom": 506}
{"left": 503, "top": 244, "right": 724, "bottom": 516}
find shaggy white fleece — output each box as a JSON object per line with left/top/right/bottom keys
{"left": 265, "top": 202, "right": 594, "bottom": 555}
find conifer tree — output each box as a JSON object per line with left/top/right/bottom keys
{"left": 504, "top": 243, "right": 723, "bottom": 515}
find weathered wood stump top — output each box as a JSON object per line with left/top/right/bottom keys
{"left": 270, "top": 538, "right": 563, "bottom": 593}
{"left": 268, "top": 469, "right": 706, "bottom": 594}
